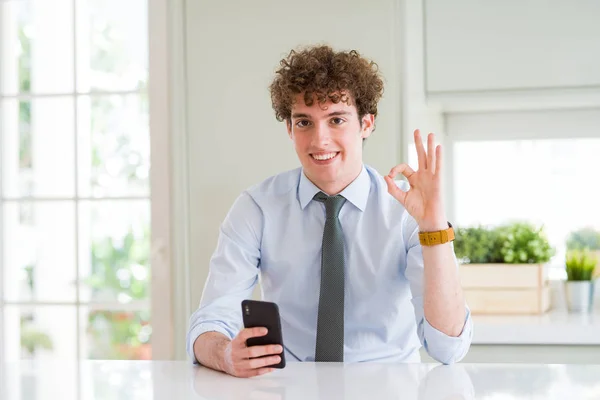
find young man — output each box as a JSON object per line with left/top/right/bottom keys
{"left": 187, "top": 45, "right": 472, "bottom": 378}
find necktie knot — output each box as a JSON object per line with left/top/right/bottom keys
{"left": 314, "top": 192, "right": 346, "bottom": 219}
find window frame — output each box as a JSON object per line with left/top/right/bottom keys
{"left": 440, "top": 107, "right": 600, "bottom": 268}
{"left": 0, "top": 0, "right": 174, "bottom": 361}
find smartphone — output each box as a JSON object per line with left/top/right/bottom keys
{"left": 241, "top": 299, "right": 286, "bottom": 369}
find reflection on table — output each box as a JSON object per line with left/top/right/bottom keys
{"left": 1, "top": 361, "right": 600, "bottom": 399}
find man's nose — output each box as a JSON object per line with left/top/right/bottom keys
{"left": 311, "top": 122, "right": 331, "bottom": 146}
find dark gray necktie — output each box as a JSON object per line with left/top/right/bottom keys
{"left": 313, "top": 191, "right": 346, "bottom": 362}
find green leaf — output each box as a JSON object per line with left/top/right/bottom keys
{"left": 455, "top": 222, "right": 555, "bottom": 264}
{"left": 566, "top": 249, "right": 597, "bottom": 281}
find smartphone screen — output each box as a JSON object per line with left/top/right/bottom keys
{"left": 241, "top": 300, "right": 286, "bottom": 368}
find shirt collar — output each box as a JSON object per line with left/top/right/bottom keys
{"left": 298, "top": 165, "right": 370, "bottom": 211}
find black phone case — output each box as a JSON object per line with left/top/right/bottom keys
{"left": 241, "top": 300, "right": 286, "bottom": 369}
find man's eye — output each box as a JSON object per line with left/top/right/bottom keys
{"left": 296, "top": 120, "right": 310, "bottom": 127}
{"left": 331, "top": 118, "right": 345, "bottom": 125}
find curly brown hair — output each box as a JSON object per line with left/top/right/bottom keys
{"left": 269, "top": 45, "right": 384, "bottom": 125}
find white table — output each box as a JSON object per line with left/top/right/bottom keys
{"left": 2, "top": 361, "right": 600, "bottom": 399}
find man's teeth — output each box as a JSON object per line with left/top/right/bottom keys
{"left": 312, "top": 152, "right": 337, "bottom": 161}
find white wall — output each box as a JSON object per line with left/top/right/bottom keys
{"left": 183, "top": 0, "right": 404, "bottom": 311}
{"left": 401, "top": 0, "right": 447, "bottom": 213}
{"left": 424, "top": 0, "right": 600, "bottom": 94}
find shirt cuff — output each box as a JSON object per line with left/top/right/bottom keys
{"left": 422, "top": 307, "right": 473, "bottom": 365}
{"left": 186, "top": 322, "right": 235, "bottom": 365}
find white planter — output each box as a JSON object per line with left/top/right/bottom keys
{"left": 565, "top": 281, "right": 595, "bottom": 313}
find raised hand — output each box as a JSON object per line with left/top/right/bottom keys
{"left": 384, "top": 130, "right": 447, "bottom": 231}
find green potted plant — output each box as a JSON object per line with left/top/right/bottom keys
{"left": 495, "top": 222, "right": 555, "bottom": 265}
{"left": 566, "top": 227, "right": 600, "bottom": 280}
{"left": 454, "top": 225, "right": 503, "bottom": 264}
{"left": 564, "top": 249, "right": 596, "bottom": 313}
{"left": 455, "top": 222, "right": 555, "bottom": 314}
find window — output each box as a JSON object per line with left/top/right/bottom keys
{"left": 453, "top": 138, "right": 600, "bottom": 276}
{"left": 0, "top": 0, "right": 150, "bottom": 364}
{"left": 412, "top": 108, "right": 600, "bottom": 279}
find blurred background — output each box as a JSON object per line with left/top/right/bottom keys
{"left": 0, "top": 0, "right": 599, "bottom": 372}
{"left": 0, "top": 0, "right": 150, "bottom": 366}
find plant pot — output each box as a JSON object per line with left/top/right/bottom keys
{"left": 459, "top": 263, "right": 550, "bottom": 314}
{"left": 565, "top": 281, "right": 595, "bottom": 313}
{"left": 460, "top": 263, "right": 547, "bottom": 289}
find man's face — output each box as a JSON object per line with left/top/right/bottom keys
{"left": 287, "top": 93, "right": 374, "bottom": 193}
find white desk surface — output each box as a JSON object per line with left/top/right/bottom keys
{"left": 2, "top": 361, "right": 600, "bottom": 399}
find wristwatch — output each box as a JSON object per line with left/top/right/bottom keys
{"left": 418, "top": 222, "right": 455, "bottom": 246}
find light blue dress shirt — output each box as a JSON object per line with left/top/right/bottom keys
{"left": 187, "top": 164, "right": 473, "bottom": 364}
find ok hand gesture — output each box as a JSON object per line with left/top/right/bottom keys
{"left": 384, "top": 130, "right": 447, "bottom": 231}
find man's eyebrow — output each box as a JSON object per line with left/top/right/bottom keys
{"left": 326, "top": 111, "right": 352, "bottom": 117}
{"left": 291, "top": 113, "right": 311, "bottom": 119}
{"left": 291, "top": 111, "right": 353, "bottom": 119}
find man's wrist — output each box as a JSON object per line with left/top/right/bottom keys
{"left": 214, "top": 336, "right": 231, "bottom": 373}
{"left": 194, "top": 332, "right": 231, "bottom": 372}
{"left": 418, "top": 217, "right": 449, "bottom": 232}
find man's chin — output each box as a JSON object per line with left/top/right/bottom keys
{"left": 304, "top": 168, "right": 337, "bottom": 184}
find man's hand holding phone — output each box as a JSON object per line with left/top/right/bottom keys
{"left": 221, "top": 327, "right": 283, "bottom": 378}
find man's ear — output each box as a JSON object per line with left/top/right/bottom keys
{"left": 360, "top": 114, "right": 375, "bottom": 139}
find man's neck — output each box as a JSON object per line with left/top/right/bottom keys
{"left": 311, "top": 166, "right": 363, "bottom": 196}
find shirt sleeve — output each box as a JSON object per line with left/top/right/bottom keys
{"left": 403, "top": 215, "right": 473, "bottom": 365}
{"left": 186, "top": 191, "right": 263, "bottom": 364}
